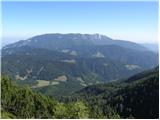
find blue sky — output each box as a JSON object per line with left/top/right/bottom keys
{"left": 2, "top": 1, "right": 158, "bottom": 45}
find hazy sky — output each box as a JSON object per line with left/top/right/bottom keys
{"left": 2, "top": 1, "right": 158, "bottom": 45}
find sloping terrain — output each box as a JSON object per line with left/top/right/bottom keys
{"left": 3, "top": 33, "right": 148, "bottom": 51}
{"left": 1, "top": 67, "right": 158, "bottom": 119}
{"left": 1, "top": 33, "right": 158, "bottom": 96}
{"left": 69, "top": 67, "right": 159, "bottom": 119}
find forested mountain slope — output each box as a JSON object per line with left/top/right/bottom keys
{"left": 1, "top": 34, "right": 158, "bottom": 96}
{"left": 1, "top": 76, "right": 90, "bottom": 119}
{"left": 1, "top": 67, "right": 158, "bottom": 119}
{"left": 60, "top": 67, "right": 159, "bottom": 119}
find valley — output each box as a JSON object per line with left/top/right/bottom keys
{"left": 1, "top": 66, "right": 159, "bottom": 119}
{"left": 1, "top": 33, "right": 159, "bottom": 119}
{"left": 2, "top": 1, "right": 158, "bottom": 119}
{"left": 1, "top": 33, "right": 158, "bottom": 96}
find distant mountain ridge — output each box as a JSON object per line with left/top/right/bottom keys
{"left": 2, "top": 33, "right": 158, "bottom": 96}
{"left": 141, "top": 43, "right": 159, "bottom": 53}
{"left": 3, "top": 33, "right": 149, "bottom": 52}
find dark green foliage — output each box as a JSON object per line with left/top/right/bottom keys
{"left": 1, "top": 111, "right": 16, "bottom": 119}
{"left": 1, "top": 76, "right": 90, "bottom": 119}
{"left": 1, "top": 67, "right": 159, "bottom": 119}
{"left": 59, "top": 67, "right": 159, "bottom": 119}
{"left": 53, "top": 101, "right": 89, "bottom": 119}
{"left": 114, "top": 70, "right": 159, "bottom": 118}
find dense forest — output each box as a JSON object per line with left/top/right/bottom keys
{"left": 1, "top": 76, "right": 90, "bottom": 119}
{"left": 1, "top": 67, "right": 159, "bottom": 119}
{"left": 2, "top": 34, "right": 158, "bottom": 97}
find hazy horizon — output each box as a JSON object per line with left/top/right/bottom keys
{"left": 2, "top": 1, "right": 158, "bottom": 46}
{"left": 2, "top": 32, "right": 159, "bottom": 47}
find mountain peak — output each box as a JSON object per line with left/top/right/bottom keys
{"left": 3, "top": 33, "right": 150, "bottom": 52}
{"left": 93, "top": 33, "right": 102, "bottom": 40}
